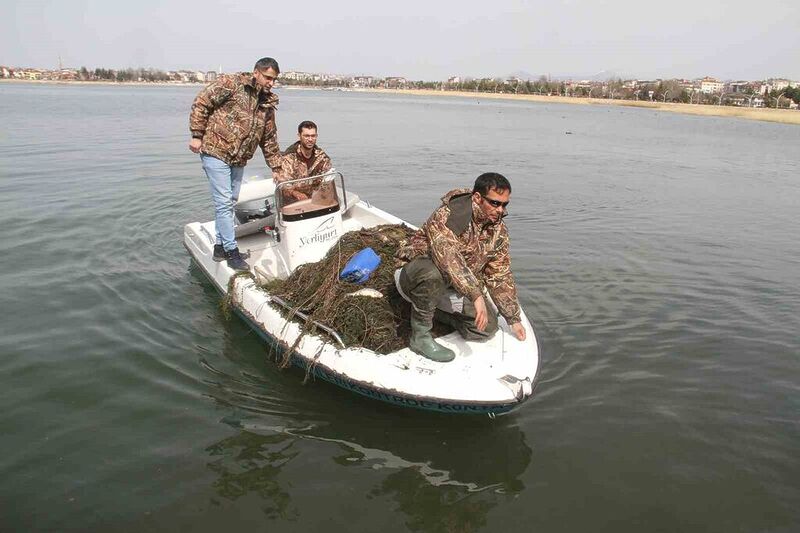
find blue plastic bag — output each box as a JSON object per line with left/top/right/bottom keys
{"left": 339, "top": 247, "right": 382, "bottom": 284}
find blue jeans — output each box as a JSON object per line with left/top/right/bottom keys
{"left": 201, "top": 154, "right": 244, "bottom": 252}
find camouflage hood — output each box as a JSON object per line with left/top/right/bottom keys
{"left": 437, "top": 188, "right": 497, "bottom": 229}
{"left": 189, "top": 73, "right": 281, "bottom": 168}
{"left": 440, "top": 188, "right": 472, "bottom": 203}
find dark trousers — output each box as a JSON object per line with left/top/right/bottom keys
{"left": 398, "top": 257, "right": 498, "bottom": 341}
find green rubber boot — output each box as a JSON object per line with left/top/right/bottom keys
{"left": 409, "top": 314, "right": 456, "bottom": 363}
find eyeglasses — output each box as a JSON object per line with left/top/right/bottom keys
{"left": 255, "top": 70, "right": 276, "bottom": 82}
{"left": 481, "top": 194, "right": 509, "bottom": 208}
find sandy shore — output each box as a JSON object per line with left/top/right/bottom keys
{"left": 351, "top": 88, "right": 800, "bottom": 126}
{"left": 5, "top": 79, "right": 797, "bottom": 125}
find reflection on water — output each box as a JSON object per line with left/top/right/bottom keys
{"left": 369, "top": 469, "right": 495, "bottom": 533}
{"left": 206, "top": 412, "right": 530, "bottom": 530}
{"left": 205, "top": 430, "right": 299, "bottom": 521}
{"left": 355, "top": 420, "right": 529, "bottom": 532}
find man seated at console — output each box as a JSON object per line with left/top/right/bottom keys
{"left": 275, "top": 120, "right": 334, "bottom": 205}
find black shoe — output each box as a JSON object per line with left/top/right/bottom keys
{"left": 213, "top": 244, "right": 225, "bottom": 262}
{"left": 225, "top": 247, "right": 250, "bottom": 272}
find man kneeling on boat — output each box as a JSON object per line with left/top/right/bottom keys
{"left": 395, "top": 173, "right": 526, "bottom": 363}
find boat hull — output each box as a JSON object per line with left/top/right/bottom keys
{"left": 189, "top": 254, "right": 533, "bottom": 416}
{"left": 184, "top": 178, "right": 540, "bottom": 416}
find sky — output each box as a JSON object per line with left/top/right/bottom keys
{"left": 2, "top": 0, "right": 799, "bottom": 81}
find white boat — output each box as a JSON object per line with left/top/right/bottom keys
{"left": 183, "top": 171, "right": 540, "bottom": 415}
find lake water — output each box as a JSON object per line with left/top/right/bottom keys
{"left": 1, "top": 83, "right": 798, "bottom": 532}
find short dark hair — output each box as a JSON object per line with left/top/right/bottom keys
{"left": 298, "top": 120, "right": 318, "bottom": 133}
{"left": 254, "top": 57, "right": 280, "bottom": 74}
{"left": 473, "top": 172, "right": 511, "bottom": 196}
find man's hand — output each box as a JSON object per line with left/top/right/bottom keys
{"left": 189, "top": 138, "right": 202, "bottom": 153}
{"left": 290, "top": 190, "right": 309, "bottom": 201}
{"left": 473, "top": 295, "right": 488, "bottom": 332}
{"left": 510, "top": 322, "right": 526, "bottom": 341}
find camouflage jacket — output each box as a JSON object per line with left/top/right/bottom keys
{"left": 396, "top": 188, "right": 521, "bottom": 323}
{"left": 189, "top": 73, "right": 281, "bottom": 168}
{"left": 280, "top": 141, "right": 333, "bottom": 180}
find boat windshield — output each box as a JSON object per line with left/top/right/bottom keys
{"left": 277, "top": 172, "right": 341, "bottom": 222}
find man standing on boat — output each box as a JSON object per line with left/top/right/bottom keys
{"left": 276, "top": 120, "right": 333, "bottom": 202}
{"left": 395, "top": 173, "right": 526, "bottom": 362}
{"left": 188, "top": 57, "right": 283, "bottom": 271}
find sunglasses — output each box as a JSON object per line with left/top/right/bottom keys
{"left": 481, "top": 194, "right": 509, "bottom": 208}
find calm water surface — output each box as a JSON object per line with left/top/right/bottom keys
{"left": 1, "top": 83, "right": 798, "bottom": 532}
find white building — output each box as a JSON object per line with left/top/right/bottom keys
{"left": 767, "top": 78, "right": 791, "bottom": 91}
{"left": 700, "top": 77, "right": 724, "bottom": 94}
{"left": 281, "top": 71, "right": 309, "bottom": 81}
{"left": 727, "top": 81, "right": 751, "bottom": 93}
{"left": 351, "top": 76, "right": 373, "bottom": 88}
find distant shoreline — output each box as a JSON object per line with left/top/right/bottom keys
{"left": 0, "top": 78, "right": 204, "bottom": 87}
{"left": 4, "top": 79, "right": 797, "bottom": 125}
{"left": 349, "top": 87, "right": 800, "bottom": 126}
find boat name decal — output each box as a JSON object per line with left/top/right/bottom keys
{"left": 300, "top": 228, "right": 338, "bottom": 247}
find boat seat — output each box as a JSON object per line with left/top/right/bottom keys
{"left": 234, "top": 186, "right": 360, "bottom": 238}
{"left": 237, "top": 176, "right": 275, "bottom": 203}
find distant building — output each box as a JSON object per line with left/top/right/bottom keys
{"left": 727, "top": 81, "right": 751, "bottom": 93}
{"left": 767, "top": 78, "right": 791, "bottom": 91}
{"left": 281, "top": 71, "right": 308, "bottom": 81}
{"left": 351, "top": 76, "right": 373, "bottom": 88}
{"left": 206, "top": 71, "right": 217, "bottom": 82}
{"left": 176, "top": 71, "right": 193, "bottom": 83}
{"left": 384, "top": 76, "right": 407, "bottom": 89}
{"left": 568, "top": 80, "right": 593, "bottom": 90}
{"left": 57, "top": 69, "right": 77, "bottom": 81}
{"left": 312, "top": 73, "right": 342, "bottom": 82}
{"left": 447, "top": 76, "right": 461, "bottom": 84}
{"left": 700, "top": 77, "right": 724, "bottom": 94}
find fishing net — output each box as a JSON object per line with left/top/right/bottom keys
{"left": 259, "top": 224, "right": 417, "bottom": 355}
